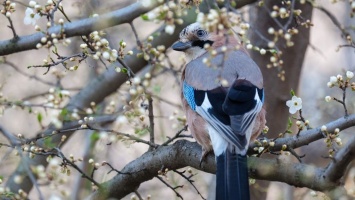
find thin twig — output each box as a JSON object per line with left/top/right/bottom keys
{"left": 161, "top": 125, "right": 189, "bottom": 146}
{"left": 286, "top": 146, "right": 305, "bottom": 163}
{"left": 104, "top": 161, "right": 131, "bottom": 175}
{"left": 28, "top": 52, "right": 87, "bottom": 75}
{"left": 333, "top": 87, "right": 348, "bottom": 116}
{"left": 134, "top": 190, "right": 143, "bottom": 200}
{"left": 148, "top": 96, "right": 155, "bottom": 151}
{"left": 129, "top": 22, "right": 143, "bottom": 48}
{"left": 283, "top": 0, "right": 296, "bottom": 30}
{"left": 3, "top": 60, "right": 56, "bottom": 86}
{"left": 156, "top": 175, "right": 184, "bottom": 199}
{"left": 55, "top": 148, "right": 100, "bottom": 186}
{"left": 6, "top": 16, "right": 18, "bottom": 40}
{"left": 19, "top": 149, "right": 45, "bottom": 200}
{"left": 22, "top": 87, "right": 81, "bottom": 101}
{"left": 315, "top": 6, "right": 349, "bottom": 39}
{"left": 86, "top": 125, "right": 158, "bottom": 148}
{"left": 48, "top": 0, "right": 63, "bottom": 26}
{"left": 173, "top": 169, "right": 206, "bottom": 200}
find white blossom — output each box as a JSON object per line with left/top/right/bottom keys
{"left": 140, "top": 0, "right": 153, "bottom": 7}
{"left": 286, "top": 96, "right": 302, "bottom": 114}
{"left": 165, "top": 24, "right": 175, "bottom": 35}
{"left": 29, "top": 1, "right": 36, "bottom": 7}
{"left": 329, "top": 76, "right": 337, "bottom": 84}
{"left": 279, "top": 7, "right": 287, "bottom": 14}
{"left": 284, "top": 33, "right": 291, "bottom": 40}
{"left": 325, "top": 96, "right": 332, "bottom": 102}
{"left": 24, "top": 8, "right": 40, "bottom": 26}
{"left": 335, "top": 137, "right": 341, "bottom": 143}
{"left": 133, "top": 77, "right": 141, "bottom": 85}
{"left": 268, "top": 27, "right": 275, "bottom": 34}
{"left": 147, "top": 11, "right": 156, "bottom": 20}
{"left": 260, "top": 49, "right": 266, "bottom": 55}
{"left": 346, "top": 71, "right": 354, "bottom": 79}
{"left": 58, "top": 18, "right": 64, "bottom": 24}
{"left": 327, "top": 82, "right": 333, "bottom": 88}
{"left": 102, "top": 51, "right": 110, "bottom": 60}
{"left": 116, "top": 115, "right": 128, "bottom": 124}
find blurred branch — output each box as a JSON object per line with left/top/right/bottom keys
{"left": 2, "top": 60, "right": 57, "bottom": 86}
{"left": 315, "top": 6, "right": 348, "bottom": 38}
{"left": 0, "top": 1, "right": 163, "bottom": 55}
{"left": 5, "top": 9, "right": 196, "bottom": 194}
{"left": 324, "top": 135, "right": 355, "bottom": 183}
{"left": 0, "top": 124, "right": 20, "bottom": 146}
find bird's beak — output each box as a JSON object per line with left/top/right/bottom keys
{"left": 172, "top": 41, "right": 191, "bottom": 51}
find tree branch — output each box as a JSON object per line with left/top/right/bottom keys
{"left": 324, "top": 135, "right": 355, "bottom": 183}
{"left": 88, "top": 139, "right": 348, "bottom": 200}
{"left": 0, "top": 1, "right": 163, "bottom": 55}
{"left": 250, "top": 114, "right": 355, "bottom": 153}
{"left": 5, "top": 9, "right": 197, "bottom": 194}
{"left": 88, "top": 114, "right": 355, "bottom": 199}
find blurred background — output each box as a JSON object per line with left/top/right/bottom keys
{"left": 0, "top": 0, "right": 354, "bottom": 199}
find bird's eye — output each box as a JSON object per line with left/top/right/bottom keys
{"left": 196, "top": 29, "right": 206, "bottom": 37}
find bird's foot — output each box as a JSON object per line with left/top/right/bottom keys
{"left": 199, "top": 149, "right": 211, "bottom": 168}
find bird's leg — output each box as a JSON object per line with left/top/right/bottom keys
{"left": 199, "top": 148, "right": 211, "bottom": 167}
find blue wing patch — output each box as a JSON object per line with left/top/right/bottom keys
{"left": 183, "top": 81, "right": 196, "bottom": 110}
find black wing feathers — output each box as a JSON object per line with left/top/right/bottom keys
{"left": 223, "top": 79, "right": 257, "bottom": 116}
{"left": 207, "top": 87, "right": 230, "bottom": 125}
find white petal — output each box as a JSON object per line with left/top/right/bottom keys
{"left": 295, "top": 105, "right": 302, "bottom": 111}
{"left": 25, "top": 8, "right": 33, "bottom": 15}
{"left": 347, "top": 71, "right": 354, "bottom": 79}
{"left": 34, "top": 13, "right": 40, "bottom": 20}
{"left": 291, "top": 96, "right": 298, "bottom": 101}
{"left": 296, "top": 97, "right": 302, "bottom": 104}
{"left": 24, "top": 17, "right": 32, "bottom": 25}
{"left": 286, "top": 100, "right": 292, "bottom": 107}
{"left": 289, "top": 107, "right": 297, "bottom": 114}
{"left": 30, "top": 19, "right": 36, "bottom": 25}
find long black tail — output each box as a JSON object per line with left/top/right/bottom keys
{"left": 216, "top": 151, "right": 250, "bottom": 200}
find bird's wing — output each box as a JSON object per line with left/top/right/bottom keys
{"left": 223, "top": 79, "right": 264, "bottom": 143}
{"left": 182, "top": 80, "right": 263, "bottom": 155}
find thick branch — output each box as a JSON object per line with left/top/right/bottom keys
{"left": 89, "top": 140, "right": 341, "bottom": 200}
{"left": 0, "top": 1, "right": 162, "bottom": 55}
{"left": 324, "top": 135, "right": 355, "bottom": 183}
{"left": 89, "top": 114, "right": 355, "bottom": 199}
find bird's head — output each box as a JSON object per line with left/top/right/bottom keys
{"left": 172, "top": 23, "right": 214, "bottom": 61}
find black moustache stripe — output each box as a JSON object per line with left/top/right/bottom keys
{"left": 191, "top": 40, "right": 214, "bottom": 48}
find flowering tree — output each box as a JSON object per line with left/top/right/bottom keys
{"left": 0, "top": 0, "right": 355, "bottom": 199}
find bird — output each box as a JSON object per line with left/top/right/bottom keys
{"left": 172, "top": 22, "right": 266, "bottom": 200}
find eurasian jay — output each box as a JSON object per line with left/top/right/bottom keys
{"left": 172, "top": 22, "right": 266, "bottom": 200}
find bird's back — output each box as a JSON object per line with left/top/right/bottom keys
{"left": 184, "top": 49, "right": 263, "bottom": 91}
